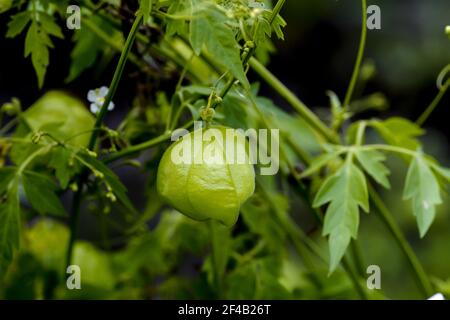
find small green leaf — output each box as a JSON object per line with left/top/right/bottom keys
{"left": 226, "top": 257, "right": 290, "bottom": 299}
{"left": 48, "top": 147, "right": 76, "bottom": 189}
{"left": 241, "top": 176, "right": 288, "bottom": 251}
{"left": 25, "top": 21, "right": 52, "bottom": 88}
{"left": 355, "top": 149, "right": 390, "bottom": 188}
{"left": 327, "top": 90, "right": 342, "bottom": 115}
{"left": 138, "top": 0, "right": 153, "bottom": 24}
{"left": 301, "top": 151, "right": 342, "bottom": 178}
{"left": 166, "top": 0, "right": 191, "bottom": 36}
{"left": 431, "top": 165, "right": 450, "bottom": 183}
{"left": 313, "top": 160, "right": 369, "bottom": 273}
{"left": 6, "top": 11, "right": 31, "bottom": 38}
{"left": 252, "top": 16, "right": 271, "bottom": 46}
{"left": 39, "top": 13, "right": 64, "bottom": 39}
{"left": 403, "top": 152, "right": 442, "bottom": 237}
{"left": 7, "top": 8, "right": 63, "bottom": 88}
{"left": 271, "top": 14, "right": 287, "bottom": 40}
{"left": 67, "top": 15, "right": 119, "bottom": 82}
{"left": 190, "top": 1, "right": 249, "bottom": 88}
{"left": 75, "top": 151, "right": 136, "bottom": 213}
{"left": 22, "top": 171, "right": 66, "bottom": 217}
{"left": 372, "top": 117, "right": 424, "bottom": 150}
{"left": 0, "top": 167, "right": 16, "bottom": 195}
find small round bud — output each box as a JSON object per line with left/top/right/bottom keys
{"left": 200, "top": 107, "right": 215, "bottom": 122}
{"left": 106, "top": 192, "right": 117, "bottom": 202}
{"left": 245, "top": 41, "right": 255, "bottom": 49}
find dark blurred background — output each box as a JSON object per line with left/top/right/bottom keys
{"left": 1, "top": 0, "right": 449, "bottom": 299}
{"left": 1, "top": 1, "right": 449, "bottom": 135}
{"left": 1, "top": 1, "right": 449, "bottom": 139}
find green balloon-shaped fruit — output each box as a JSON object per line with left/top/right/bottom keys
{"left": 157, "top": 126, "right": 255, "bottom": 227}
{"left": 21, "top": 91, "right": 95, "bottom": 147}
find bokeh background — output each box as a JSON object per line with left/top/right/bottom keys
{"left": 1, "top": 0, "right": 449, "bottom": 299}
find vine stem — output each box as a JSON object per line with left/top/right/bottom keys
{"left": 208, "top": 220, "right": 223, "bottom": 298}
{"left": 368, "top": 184, "right": 433, "bottom": 297}
{"left": 249, "top": 2, "right": 433, "bottom": 298}
{"left": 76, "top": 0, "right": 432, "bottom": 298}
{"left": 103, "top": 119, "right": 194, "bottom": 164}
{"left": 416, "top": 79, "right": 450, "bottom": 126}
{"left": 343, "top": 0, "right": 367, "bottom": 109}
{"left": 247, "top": 91, "right": 368, "bottom": 299}
{"left": 66, "top": 14, "right": 143, "bottom": 269}
{"left": 249, "top": 58, "right": 339, "bottom": 144}
{"left": 211, "top": 0, "right": 286, "bottom": 105}
{"left": 88, "top": 14, "right": 143, "bottom": 150}
{"left": 104, "top": 132, "right": 172, "bottom": 164}
{"left": 82, "top": 18, "right": 144, "bottom": 69}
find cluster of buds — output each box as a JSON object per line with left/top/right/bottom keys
{"left": 220, "top": 0, "right": 265, "bottom": 20}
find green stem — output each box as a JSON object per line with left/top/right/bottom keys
{"left": 0, "top": 118, "right": 19, "bottom": 136}
{"left": 248, "top": 93, "right": 367, "bottom": 299}
{"left": 368, "top": 184, "right": 433, "bottom": 297}
{"left": 103, "top": 119, "right": 194, "bottom": 164}
{"left": 83, "top": 18, "right": 144, "bottom": 69}
{"left": 269, "top": 0, "right": 286, "bottom": 24}
{"left": 249, "top": 58, "right": 339, "bottom": 144}
{"left": 343, "top": 0, "right": 367, "bottom": 108}
{"left": 416, "top": 80, "right": 450, "bottom": 126}
{"left": 79, "top": 0, "right": 431, "bottom": 299}
{"left": 208, "top": 220, "right": 223, "bottom": 298}
{"left": 212, "top": 0, "right": 287, "bottom": 105}
{"left": 66, "top": 14, "right": 143, "bottom": 269}
{"left": 66, "top": 185, "right": 83, "bottom": 268}
{"left": 251, "top": 50, "right": 432, "bottom": 300}
{"left": 341, "top": 257, "right": 369, "bottom": 299}
{"left": 17, "top": 145, "right": 53, "bottom": 174}
{"left": 350, "top": 240, "right": 366, "bottom": 277}
{"left": 88, "top": 14, "right": 143, "bottom": 150}
{"left": 103, "top": 131, "right": 172, "bottom": 164}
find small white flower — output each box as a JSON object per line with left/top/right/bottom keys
{"left": 427, "top": 293, "right": 445, "bottom": 300}
{"left": 87, "top": 86, "right": 115, "bottom": 114}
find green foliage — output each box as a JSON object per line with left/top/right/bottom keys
{"left": 313, "top": 157, "right": 369, "bottom": 273}
{"left": 138, "top": 0, "right": 154, "bottom": 24}
{"left": 372, "top": 117, "right": 424, "bottom": 150}
{"left": 0, "top": 162, "right": 68, "bottom": 273}
{"left": 66, "top": 15, "right": 121, "bottom": 82}
{"left": 48, "top": 146, "right": 77, "bottom": 189}
{"left": 189, "top": 0, "right": 249, "bottom": 88}
{"left": 225, "top": 257, "right": 290, "bottom": 299}
{"left": 22, "top": 170, "right": 66, "bottom": 216}
{"left": 75, "top": 151, "right": 136, "bottom": 213}
{"left": 354, "top": 149, "right": 390, "bottom": 189}
{"left": 1, "top": 0, "right": 450, "bottom": 301}
{"left": 403, "top": 151, "right": 442, "bottom": 237}
{"left": 6, "top": 3, "right": 63, "bottom": 87}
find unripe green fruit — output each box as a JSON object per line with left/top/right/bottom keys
{"left": 21, "top": 91, "right": 95, "bottom": 147}
{"left": 157, "top": 126, "right": 255, "bottom": 227}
